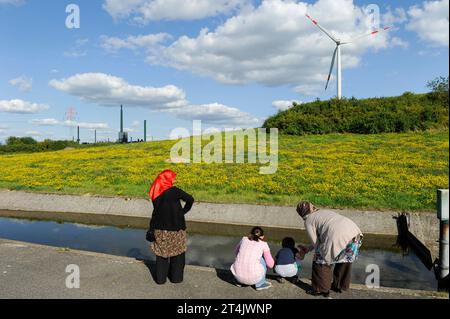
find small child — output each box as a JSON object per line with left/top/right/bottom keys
{"left": 274, "top": 237, "right": 305, "bottom": 283}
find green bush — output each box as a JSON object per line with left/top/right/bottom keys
{"left": 427, "top": 76, "right": 449, "bottom": 107}
{"left": 6, "top": 136, "right": 38, "bottom": 145}
{"left": 0, "top": 138, "right": 114, "bottom": 154}
{"left": 263, "top": 92, "right": 449, "bottom": 135}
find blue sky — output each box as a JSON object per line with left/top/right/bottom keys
{"left": 0, "top": 0, "right": 448, "bottom": 143}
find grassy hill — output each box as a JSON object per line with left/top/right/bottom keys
{"left": 0, "top": 130, "right": 448, "bottom": 212}
{"left": 263, "top": 92, "right": 449, "bottom": 135}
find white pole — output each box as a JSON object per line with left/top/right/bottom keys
{"left": 337, "top": 44, "right": 342, "bottom": 99}
{"left": 437, "top": 189, "right": 449, "bottom": 291}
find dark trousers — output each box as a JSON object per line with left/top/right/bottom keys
{"left": 155, "top": 253, "right": 185, "bottom": 285}
{"left": 312, "top": 263, "right": 332, "bottom": 293}
{"left": 312, "top": 262, "right": 352, "bottom": 293}
{"left": 332, "top": 263, "right": 352, "bottom": 291}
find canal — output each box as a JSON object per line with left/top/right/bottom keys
{"left": 0, "top": 216, "right": 437, "bottom": 291}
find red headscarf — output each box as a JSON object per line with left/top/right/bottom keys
{"left": 148, "top": 170, "right": 177, "bottom": 201}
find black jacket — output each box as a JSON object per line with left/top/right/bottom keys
{"left": 150, "top": 187, "right": 194, "bottom": 231}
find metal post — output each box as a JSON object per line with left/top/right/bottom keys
{"left": 437, "top": 189, "right": 449, "bottom": 291}
{"left": 120, "top": 105, "right": 123, "bottom": 133}
{"left": 144, "top": 120, "right": 147, "bottom": 142}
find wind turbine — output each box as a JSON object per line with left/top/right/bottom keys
{"left": 306, "top": 14, "right": 390, "bottom": 99}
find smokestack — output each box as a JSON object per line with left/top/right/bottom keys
{"left": 94, "top": 130, "right": 97, "bottom": 144}
{"left": 144, "top": 120, "right": 147, "bottom": 142}
{"left": 118, "top": 105, "right": 128, "bottom": 143}
{"left": 77, "top": 126, "right": 80, "bottom": 144}
{"left": 120, "top": 105, "right": 123, "bottom": 133}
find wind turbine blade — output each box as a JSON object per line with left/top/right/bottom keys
{"left": 305, "top": 14, "right": 338, "bottom": 43}
{"left": 325, "top": 46, "right": 338, "bottom": 90}
{"left": 342, "top": 26, "right": 391, "bottom": 44}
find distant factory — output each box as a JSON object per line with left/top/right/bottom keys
{"left": 73, "top": 105, "right": 149, "bottom": 144}
{"left": 118, "top": 105, "right": 148, "bottom": 144}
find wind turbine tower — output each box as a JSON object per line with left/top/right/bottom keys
{"left": 306, "top": 14, "right": 390, "bottom": 99}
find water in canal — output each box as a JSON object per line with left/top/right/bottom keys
{"left": 0, "top": 217, "right": 437, "bottom": 291}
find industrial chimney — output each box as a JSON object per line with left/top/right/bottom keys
{"left": 120, "top": 105, "right": 123, "bottom": 133}
{"left": 118, "top": 105, "right": 128, "bottom": 143}
{"left": 144, "top": 120, "right": 147, "bottom": 142}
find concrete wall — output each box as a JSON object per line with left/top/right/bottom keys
{"left": 0, "top": 190, "right": 439, "bottom": 253}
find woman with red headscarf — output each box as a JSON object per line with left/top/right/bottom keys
{"left": 148, "top": 170, "right": 194, "bottom": 285}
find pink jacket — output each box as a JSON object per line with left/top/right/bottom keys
{"left": 230, "top": 237, "right": 275, "bottom": 285}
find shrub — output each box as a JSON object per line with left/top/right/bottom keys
{"left": 427, "top": 76, "right": 449, "bottom": 107}
{"left": 263, "top": 92, "right": 448, "bottom": 135}
{"left": 6, "top": 136, "right": 38, "bottom": 145}
{"left": 0, "top": 138, "right": 113, "bottom": 154}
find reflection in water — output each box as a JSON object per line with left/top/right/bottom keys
{"left": 0, "top": 217, "right": 437, "bottom": 291}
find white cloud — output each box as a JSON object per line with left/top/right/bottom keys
{"left": 407, "top": 0, "right": 449, "bottom": 47}
{"left": 103, "top": 0, "right": 249, "bottom": 23}
{"left": 382, "top": 7, "right": 408, "bottom": 26}
{"left": 390, "top": 36, "right": 409, "bottom": 49}
{"left": 93, "top": 129, "right": 116, "bottom": 134}
{"left": 49, "top": 72, "right": 260, "bottom": 127}
{"left": 294, "top": 83, "right": 323, "bottom": 96}
{"left": 22, "top": 131, "right": 55, "bottom": 140}
{"left": 64, "top": 38, "right": 89, "bottom": 58}
{"left": 143, "top": 0, "right": 395, "bottom": 94}
{"left": 30, "top": 118, "right": 109, "bottom": 130}
{"left": 418, "top": 49, "right": 442, "bottom": 56}
{"left": 272, "top": 100, "right": 301, "bottom": 111}
{"left": 64, "top": 51, "right": 87, "bottom": 58}
{"left": 64, "top": 121, "right": 109, "bottom": 130}
{"left": 49, "top": 73, "right": 188, "bottom": 109}
{"left": 0, "top": 0, "right": 24, "bottom": 5}
{"left": 9, "top": 75, "right": 33, "bottom": 92}
{"left": 101, "top": 33, "right": 171, "bottom": 52}
{"left": 171, "top": 103, "right": 260, "bottom": 126}
{"left": 30, "top": 118, "right": 60, "bottom": 126}
{"left": 25, "top": 130, "right": 43, "bottom": 136}
{"left": 102, "top": 0, "right": 148, "bottom": 20}
{"left": 0, "top": 99, "right": 49, "bottom": 114}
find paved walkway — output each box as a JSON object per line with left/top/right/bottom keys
{"left": 0, "top": 239, "right": 445, "bottom": 299}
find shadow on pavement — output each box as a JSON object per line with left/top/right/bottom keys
{"left": 136, "top": 257, "right": 314, "bottom": 294}
{"left": 136, "top": 258, "right": 158, "bottom": 283}
{"left": 214, "top": 268, "right": 312, "bottom": 293}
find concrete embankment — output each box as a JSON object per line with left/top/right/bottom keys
{"left": 0, "top": 190, "right": 439, "bottom": 255}
{"left": 0, "top": 239, "right": 445, "bottom": 299}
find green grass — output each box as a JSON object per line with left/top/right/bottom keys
{"left": 0, "top": 130, "right": 448, "bottom": 212}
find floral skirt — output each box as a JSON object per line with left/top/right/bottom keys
{"left": 150, "top": 229, "right": 187, "bottom": 258}
{"left": 314, "top": 235, "right": 363, "bottom": 265}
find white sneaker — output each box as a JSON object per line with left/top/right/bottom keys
{"left": 255, "top": 281, "right": 272, "bottom": 291}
